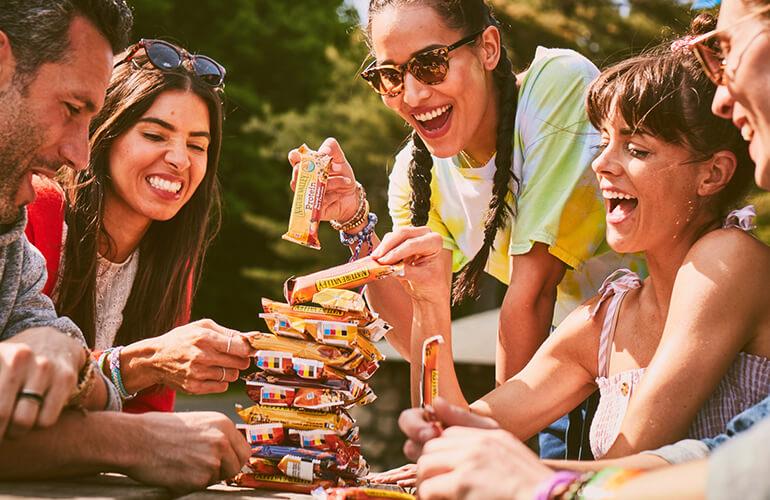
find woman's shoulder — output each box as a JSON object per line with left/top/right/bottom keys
{"left": 26, "top": 177, "right": 65, "bottom": 237}
{"left": 522, "top": 47, "right": 599, "bottom": 92}
{"left": 688, "top": 226, "right": 770, "bottom": 269}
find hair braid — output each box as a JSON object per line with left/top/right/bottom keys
{"left": 452, "top": 43, "right": 519, "bottom": 303}
{"left": 408, "top": 131, "right": 434, "bottom": 226}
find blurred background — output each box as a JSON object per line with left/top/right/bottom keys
{"left": 128, "top": 0, "right": 769, "bottom": 469}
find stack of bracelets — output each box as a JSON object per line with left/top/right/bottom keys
{"left": 331, "top": 182, "right": 378, "bottom": 260}
{"left": 535, "top": 467, "right": 642, "bottom": 500}
{"left": 98, "top": 346, "right": 136, "bottom": 400}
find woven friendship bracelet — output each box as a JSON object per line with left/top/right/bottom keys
{"left": 108, "top": 346, "right": 136, "bottom": 400}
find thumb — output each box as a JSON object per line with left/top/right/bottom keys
{"left": 432, "top": 397, "right": 499, "bottom": 429}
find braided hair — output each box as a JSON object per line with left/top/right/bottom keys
{"left": 368, "top": 0, "right": 519, "bottom": 303}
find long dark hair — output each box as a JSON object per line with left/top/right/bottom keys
{"left": 586, "top": 14, "right": 753, "bottom": 217}
{"left": 56, "top": 43, "right": 224, "bottom": 348}
{"left": 367, "top": 0, "right": 518, "bottom": 303}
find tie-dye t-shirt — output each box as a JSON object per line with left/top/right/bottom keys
{"left": 388, "top": 47, "right": 645, "bottom": 326}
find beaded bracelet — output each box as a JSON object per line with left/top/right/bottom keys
{"left": 108, "top": 346, "right": 136, "bottom": 400}
{"left": 575, "top": 467, "right": 641, "bottom": 499}
{"left": 535, "top": 471, "right": 582, "bottom": 500}
{"left": 330, "top": 182, "right": 368, "bottom": 232}
{"left": 340, "top": 212, "right": 378, "bottom": 261}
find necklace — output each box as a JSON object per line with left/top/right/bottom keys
{"left": 458, "top": 149, "right": 494, "bottom": 168}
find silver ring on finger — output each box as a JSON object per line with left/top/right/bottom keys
{"left": 218, "top": 366, "right": 227, "bottom": 382}
{"left": 226, "top": 332, "right": 233, "bottom": 354}
{"left": 17, "top": 390, "right": 45, "bottom": 405}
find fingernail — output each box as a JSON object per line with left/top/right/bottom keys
{"left": 333, "top": 163, "right": 342, "bottom": 173}
{"left": 343, "top": 176, "right": 351, "bottom": 183}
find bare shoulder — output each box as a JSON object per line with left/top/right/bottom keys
{"left": 684, "top": 228, "right": 770, "bottom": 278}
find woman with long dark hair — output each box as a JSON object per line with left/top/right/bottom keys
{"left": 26, "top": 39, "right": 253, "bottom": 412}
{"left": 391, "top": 13, "right": 770, "bottom": 473}
{"left": 289, "top": 0, "right": 641, "bottom": 458}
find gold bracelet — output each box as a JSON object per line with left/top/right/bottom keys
{"left": 330, "top": 183, "right": 367, "bottom": 232}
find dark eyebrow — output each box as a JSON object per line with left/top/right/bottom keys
{"left": 138, "top": 117, "right": 211, "bottom": 139}
{"left": 380, "top": 44, "right": 444, "bottom": 65}
{"left": 73, "top": 94, "right": 97, "bottom": 113}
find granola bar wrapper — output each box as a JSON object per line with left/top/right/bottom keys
{"left": 283, "top": 144, "right": 332, "bottom": 250}
{"left": 245, "top": 331, "right": 364, "bottom": 371}
{"left": 245, "top": 371, "right": 369, "bottom": 401}
{"left": 284, "top": 257, "right": 405, "bottom": 305}
{"left": 260, "top": 313, "right": 311, "bottom": 340}
{"left": 420, "top": 336, "right": 443, "bottom": 408}
{"left": 236, "top": 423, "right": 285, "bottom": 445}
{"left": 318, "top": 487, "right": 416, "bottom": 500}
{"left": 231, "top": 471, "right": 335, "bottom": 493}
{"left": 246, "top": 381, "right": 297, "bottom": 407}
{"left": 236, "top": 403, "right": 355, "bottom": 435}
{"left": 246, "top": 381, "right": 346, "bottom": 411}
{"left": 262, "top": 298, "right": 376, "bottom": 326}
{"left": 312, "top": 289, "right": 367, "bottom": 313}
{"left": 302, "top": 320, "right": 383, "bottom": 361}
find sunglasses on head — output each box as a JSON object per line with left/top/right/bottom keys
{"left": 687, "top": 3, "right": 770, "bottom": 86}
{"left": 360, "top": 29, "right": 484, "bottom": 97}
{"left": 117, "top": 39, "right": 226, "bottom": 88}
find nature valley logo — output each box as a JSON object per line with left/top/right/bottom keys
{"left": 292, "top": 304, "right": 344, "bottom": 316}
{"left": 315, "top": 268, "right": 371, "bottom": 290}
{"left": 293, "top": 174, "right": 311, "bottom": 217}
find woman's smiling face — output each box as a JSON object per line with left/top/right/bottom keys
{"left": 368, "top": 4, "right": 499, "bottom": 160}
{"left": 592, "top": 112, "right": 711, "bottom": 254}
{"left": 106, "top": 89, "right": 210, "bottom": 226}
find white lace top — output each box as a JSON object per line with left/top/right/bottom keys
{"left": 53, "top": 223, "right": 140, "bottom": 350}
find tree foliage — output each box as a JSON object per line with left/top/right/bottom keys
{"left": 125, "top": 1, "right": 745, "bottom": 329}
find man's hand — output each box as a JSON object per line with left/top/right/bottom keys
{"left": 123, "top": 411, "right": 251, "bottom": 491}
{"left": 417, "top": 426, "right": 553, "bottom": 500}
{"left": 399, "top": 397, "right": 499, "bottom": 461}
{"left": 1, "top": 328, "right": 84, "bottom": 440}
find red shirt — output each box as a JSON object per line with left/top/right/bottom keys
{"left": 25, "top": 177, "right": 184, "bottom": 413}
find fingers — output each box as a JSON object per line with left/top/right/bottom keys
{"left": 317, "top": 137, "right": 348, "bottom": 174}
{"left": 0, "top": 345, "right": 32, "bottom": 440}
{"left": 398, "top": 408, "right": 440, "bottom": 445}
{"left": 217, "top": 444, "right": 242, "bottom": 482}
{"left": 183, "top": 380, "right": 229, "bottom": 395}
{"left": 432, "top": 397, "right": 499, "bottom": 429}
{"left": 6, "top": 356, "right": 51, "bottom": 438}
{"left": 371, "top": 227, "right": 438, "bottom": 264}
{"left": 326, "top": 175, "right": 354, "bottom": 193}
{"left": 368, "top": 463, "right": 417, "bottom": 484}
{"left": 417, "top": 471, "right": 461, "bottom": 500}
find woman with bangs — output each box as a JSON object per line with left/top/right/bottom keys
{"left": 289, "top": 0, "right": 642, "bottom": 460}
{"left": 387, "top": 14, "right": 770, "bottom": 477}
{"left": 25, "top": 39, "right": 254, "bottom": 412}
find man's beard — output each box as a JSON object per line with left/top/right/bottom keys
{"left": 0, "top": 86, "right": 42, "bottom": 225}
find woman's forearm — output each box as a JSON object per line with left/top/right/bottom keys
{"left": 411, "top": 299, "right": 466, "bottom": 408}
{"left": 113, "top": 339, "right": 161, "bottom": 394}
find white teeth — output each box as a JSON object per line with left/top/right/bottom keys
{"left": 741, "top": 123, "right": 754, "bottom": 142}
{"left": 414, "top": 105, "right": 451, "bottom": 122}
{"left": 147, "top": 176, "right": 182, "bottom": 193}
{"left": 602, "top": 190, "right": 636, "bottom": 200}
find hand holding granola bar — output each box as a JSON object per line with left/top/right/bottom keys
{"left": 287, "top": 138, "right": 362, "bottom": 227}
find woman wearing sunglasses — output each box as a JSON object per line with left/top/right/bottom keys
{"left": 290, "top": 0, "right": 641, "bottom": 460}
{"left": 24, "top": 39, "right": 254, "bottom": 413}
{"left": 390, "top": 13, "right": 770, "bottom": 493}
{"left": 386, "top": 6, "right": 770, "bottom": 499}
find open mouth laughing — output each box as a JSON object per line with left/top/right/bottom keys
{"left": 412, "top": 104, "right": 453, "bottom": 137}
{"left": 603, "top": 189, "right": 638, "bottom": 224}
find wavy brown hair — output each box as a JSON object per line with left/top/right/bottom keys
{"left": 56, "top": 43, "right": 224, "bottom": 348}
{"left": 586, "top": 14, "right": 753, "bottom": 217}
{"left": 367, "top": 0, "right": 518, "bottom": 303}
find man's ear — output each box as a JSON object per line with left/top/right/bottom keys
{"left": 697, "top": 150, "right": 738, "bottom": 197}
{"left": 0, "top": 31, "right": 17, "bottom": 90}
{"left": 478, "top": 25, "right": 501, "bottom": 71}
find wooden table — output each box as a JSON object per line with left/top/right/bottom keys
{"left": 0, "top": 474, "right": 313, "bottom": 500}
